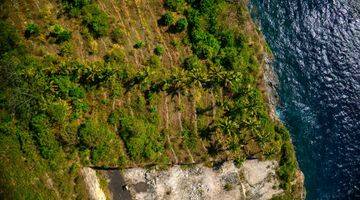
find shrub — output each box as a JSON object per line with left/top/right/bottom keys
{"left": 134, "top": 40, "right": 145, "bottom": 49}
{"left": 30, "top": 114, "right": 61, "bottom": 160}
{"left": 0, "top": 20, "right": 20, "bottom": 56}
{"left": 119, "top": 114, "right": 164, "bottom": 161}
{"left": 171, "top": 18, "right": 188, "bottom": 33}
{"left": 111, "top": 27, "right": 123, "bottom": 43}
{"left": 82, "top": 4, "right": 110, "bottom": 38}
{"left": 278, "top": 142, "right": 297, "bottom": 190}
{"left": 49, "top": 24, "right": 72, "bottom": 43}
{"left": 218, "top": 30, "right": 235, "bottom": 47}
{"left": 61, "top": 0, "right": 91, "bottom": 17}
{"left": 78, "top": 120, "right": 103, "bottom": 148}
{"left": 182, "top": 55, "right": 202, "bottom": 70}
{"left": 147, "top": 55, "right": 161, "bottom": 68}
{"left": 68, "top": 86, "right": 85, "bottom": 99}
{"left": 170, "top": 39, "right": 180, "bottom": 48}
{"left": 164, "top": 0, "right": 185, "bottom": 12}
{"left": 219, "top": 47, "right": 239, "bottom": 70}
{"left": 46, "top": 101, "right": 69, "bottom": 123}
{"left": 158, "top": 12, "right": 174, "bottom": 26}
{"left": 154, "top": 45, "right": 164, "bottom": 56}
{"left": 25, "top": 23, "right": 40, "bottom": 38}
{"left": 104, "top": 46, "right": 125, "bottom": 63}
{"left": 59, "top": 42, "right": 74, "bottom": 56}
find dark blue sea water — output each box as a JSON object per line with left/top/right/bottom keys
{"left": 249, "top": 0, "right": 360, "bottom": 199}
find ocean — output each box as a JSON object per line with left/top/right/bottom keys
{"left": 249, "top": 0, "right": 360, "bottom": 199}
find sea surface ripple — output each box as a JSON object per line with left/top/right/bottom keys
{"left": 249, "top": 0, "right": 360, "bottom": 199}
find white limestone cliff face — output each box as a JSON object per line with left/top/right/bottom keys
{"left": 119, "top": 160, "right": 283, "bottom": 200}
{"left": 81, "top": 167, "right": 107, "bottom": 200}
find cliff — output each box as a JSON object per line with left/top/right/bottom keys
{"left": 84, "top": 160, "right": 304, "bottom": 200}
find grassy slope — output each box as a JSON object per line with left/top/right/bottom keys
{"left": 0, "top": 0, "right": 301, "bottom": 199}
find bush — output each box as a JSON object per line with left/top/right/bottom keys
{"left": 218, "top": 30, "right": 235, "bottom": 47}
{"left": 164, "top": 0, "right": 185, "bottom": 12}
{"left": 104, "top": 46, "right": 125, "bottom": 63}
{"left": 154, "top": 45, "right": 164, "bottom": 56}
{"left": 59, "top": 42, "right": 74, "bottom": 56}
{"left": 82, "top": 4, "right": 110, "bottom": 38}
{"left": 78, "top": 120, "right": 102, "bottom": 148}
{"left": 0, "top": 20, "right": 20, "bottom": 56}
{"left": 158, "top": 12, "right": 174, "bottom": 26}
{"left": 49, "top": 24, "right": 72, "bottom": 43}
{"left": 30, "top": 114, "right": 61, "bottom": 160}
{"left": 69, "top": 86, "right": 85, "bottom": 99}
{"left": 119, "top": 114, "right": 164, "bottom": 161}
{"left": 147, "top": 55, "right": 161, "bottom": 68}
{"left": 171, "top": 18, "right": 188, "bottom": 33}
{"left": 133, "top": 40, "right": 145, "bottom": 49}
{"left": 111, "top": 27, "right": 124, "bottom": 43}
{"left": 61, "top": 0, "right": 91, "bottom": 17}
{"left": 25, "top": 23, "right": 40, "bottom": 38}
{"left": 219, "top": 47, "right": 239, "bottom": 70}
{"left": 278, "top": 142, "right": 297, "bottom": 190}
{"left": 182, "top": 55, "right": 202, "bottom": 70}
{"left": 46, "top": 102, "right": 69, "bottom": 123}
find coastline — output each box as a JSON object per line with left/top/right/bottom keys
{"left": 262, "top": 52, "right": 306, "bottom": 199}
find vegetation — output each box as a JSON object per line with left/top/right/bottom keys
{"left": 134, "top": 40, "right": 145, "bottom": 49}
{"left": 0, "top": 0, "right": 301, "bottom": 198}
{"left": 82, "top": 4, "right": 110, "bottom": 37}
{"left": 25, "top": 23, "right": 40, "bottom": 38}
{"left": 154, "top": 45, "right": 164, "bottom": 56}
{"left": 49, "top": 24, "right": 72, "bottom": 43}
{"left": 171, "top": 18, "right": 188, "bottom": 33}
{"left": 159, "top": 12, "right": 174, "bottom": 26}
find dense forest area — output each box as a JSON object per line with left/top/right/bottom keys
{"left": 0, "top": 0, "right": 300, "bottom": 199}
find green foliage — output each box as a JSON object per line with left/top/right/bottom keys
{"left": 278, "top": 142, "right": 297, "bottom": 190}
{"left": 164, "top": 0, "right": 186, "bottom": 12}
{"left": 78, "top": 119, "right": 125, "bottom": 166}
{"left": 78, "top": 119, "right": 103, "bottom": 148}
{"left": 59, "top": 42, "right": 74, "bottom": 56}
{"left": 82, "top": 4, "right": 110, "bottom": 38}
{"left": 62, "top": 0, "right": 91, "bottom": 17}
{"left": 104, "top": 47, "right": 125, "bottom": 63}
{"left": 119, "top": 113, "right": 164, "bottom": 162}
{"left": 147, "top": 55, "right": 162, "bottom": 68}
{"left": 154, "top": 45, "right": 165, "bottom": 56}
{"left": 182, "top": 129, "right": 197, "bottom": 150}
{"left": 182, "top": 55, "right": 203, "bottom": 70}
{"left": 30, "top": 114, "right": 61, "bottom": 160}
{"left": 46, "top": 101, "right": 69, "bottom": 123}
{"left": 0, "top": 20, "right": 20, "bottom": 56}
{"left": 172, "top": 18, "right": 188, "bottom": 33}
{"left": 134, "top": 40, "right": 145, "bottom": 48}
{"left": 111, "top": 27, "right": 124, "bottom": 43}
{"left": 49, "top": 24, "right": 72, "bottom": 43}
{"left": 25, "top": 23, "right": 40, "bottom": 38}
{"left": 158, "top": 12, "right": 174, "bottom": 26}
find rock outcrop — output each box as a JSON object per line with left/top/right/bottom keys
{"left": 81, "top": 167, "right": 107, "bottom": 200}
{"left": 111, "top": 160, "right": 283, "bottom": 200}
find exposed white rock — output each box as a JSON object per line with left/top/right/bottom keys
{"left": 120, "top": 160, "right": 282, "bottom": 200}
{"left": 81, "top": 167, "right": 107, "bottom": 200}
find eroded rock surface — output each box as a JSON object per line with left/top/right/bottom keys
{"left": 116, "top": 160, "right": 282, "bottom": 200}
{"left": 82, "top": 167, "right": 107, "bottom": 200}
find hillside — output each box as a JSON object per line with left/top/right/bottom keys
{"left": 0, "top": 0, "right": 302, "bottom": 199}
